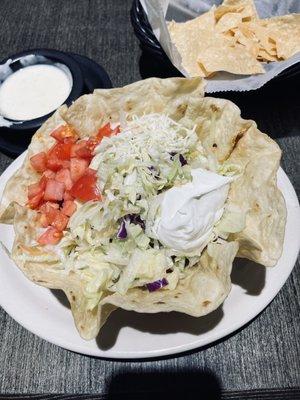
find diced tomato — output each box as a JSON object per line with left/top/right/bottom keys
{"left": 64, "top": 136, "right": 77, "bottom": 144}
{"left": 50, "top": 125, "right": 77, "bottom": 142}
{"left": 42, "top": 169, "right": 56, "bottom": 179}
{"left": 70, "top": 168, "right": 101, "bottom": 201}
{"left": 38, "top": 175, "right": 48, "bottom": 190}
{"left": 46, "top": 157, "right": 69, "bottom": 172}
{"left": 37, "top": 227, "right": 63, "bottom": 245}
{"left": 49, "top": 209, "right": 68, "bottom": 231}
{"left": 48, "top": 141, "right": 73, "bottom": 161}
{"left": 43, "top": 206, "right": 57, "bottom": 224}
{"left": 75, "top": 144, "right": 93, "bottom": 160}
{"left": 111, "top": 125, "right": 120, "bottom": 136}
{"left": 61, "top": 160, "right": 70, "bottom": 169}
{"left": 63, "top": 190, "right": 74, "bottom": 201}
{"left": 55, "top": 168, "right": 73, "bottom": 190}
{"left": 61, "top": 200, "right": 77, "bottom": 217}
{"left": 28, "top": 175, "right": 48, "bottom": 202}
{"left": 70, "top": 158, "right": 89, "bottom": 182}
{"left": 96, "top": 123, "right": 120, "bottom": 143}
{"left": 52, "top": 212, "right": 69, "bottom": 231}
{"left": 72, "top": 138, "right": 98, "bottom": 160}
{"left": 39, "top": 213, "right": 49, "bottom": 228}
{"left": 86, "top": 138, "right": 98, "bottom": 154}
{"left": 30, "top": 152, "right": 47, "bottom": 173}
{"left": 46, "top": 156, "right": 63, "bottom": 172}
{"left": 27, "top": 191, "right": 44, "bottom": 209}
{"left": 70, "top": 140, "right": 87, "bottom": 158}
{"left": 85, "top": 168, "right": 97, "bottom": 176}
{"left": 28, "top": 182, "right": 42, "bottom": 199}
{"left": 39, "top": 201, "right": 59, "bottom": 213}
{"left": 96, "top": 123, "right": 112, "bottom": 139}
{"left": 96, "top": 123, "right": 111, "bottom": 140}
{"left": 71, "top": 126, "right": 119, "bottom": 161}
{"left": 44, "top": 179, "right": 65, "bottom": 201}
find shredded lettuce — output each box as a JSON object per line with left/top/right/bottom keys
{"left": 113, "top": 248, "right": 168, "bottom": 295}
{"left": 57, "top": 113, "right": 241, "bottom": 306}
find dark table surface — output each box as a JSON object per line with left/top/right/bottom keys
{"left": 0, "top": 0, "right": 299, "bottom": 399}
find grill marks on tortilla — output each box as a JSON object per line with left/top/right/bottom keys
{"left": 231, "top": 130, "right": 245, "bottom": 152}
{"left": 177, "top": 103, "right": 188, "bottom": 118}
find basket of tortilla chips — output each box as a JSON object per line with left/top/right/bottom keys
{"left": 131, "top": 0, "right": 300, "bottom": 91}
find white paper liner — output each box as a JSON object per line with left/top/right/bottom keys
{"left": 140, "top": 0, "right": 300, "bottom": 92}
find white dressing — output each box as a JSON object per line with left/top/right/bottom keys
{"left": 0, "top": 115, "right": 12, "bottom": 127}
{"left": 153, "top": 168, "right": 232, "bottom": 254}
{"left": 0, "top": 64, "right": 71, "bottom": 121}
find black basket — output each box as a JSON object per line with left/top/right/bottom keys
{"left": 131, "top": 0, "right": 183, "bottom": 78}
{"left": 130, "top": 0, "right": 299, "bottom": 83}
{"left": 130, "top": 0, "right": 172, "bottom": 62}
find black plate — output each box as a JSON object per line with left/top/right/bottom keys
{"left": 68, "top": 53, "right": 112, "bottom": 92}
{"left": 0, "top": 133, "right": 32, "bottom": 157}
{"left": 0, "top": 53, "right": 113, "bottom": 157}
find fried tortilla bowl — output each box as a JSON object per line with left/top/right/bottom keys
{"left": 0, "top": 77, "right": 286, "bottom": 340}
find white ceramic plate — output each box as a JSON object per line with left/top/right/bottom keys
{"left": 0, "top": 152, "right": 299, "bottom": 359}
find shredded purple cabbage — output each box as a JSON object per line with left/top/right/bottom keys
{"left": 148, "top": 166, "right": 160, "bottom": 179}
{"left": 117, "top": 214, "right": 145, "bottom": 239}
{"left": 117, "top": 220, "right": 127, "bottom": 239}
{"left": 126, "top": 214, "right": 145, "bottom": 230}
{"left": 146, "top": 278, "right": 168, "bottom": 292}
{"left": 179, "top": 154, "right": 187, "bottom": 166}
{"left": 170, "top": 152, "right": 187, "bottom": 166}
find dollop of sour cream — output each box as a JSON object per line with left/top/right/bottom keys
{"left": 0, "top": 64, "right": 71, "bottom": 121}
{"left": 153, "top": 168, "right": 232, "bottom": 254}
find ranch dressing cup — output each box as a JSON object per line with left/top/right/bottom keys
{"left": 0, "top": 49, "right": 84, "bottom": 147}
{"left": 0, "top": 64, "right": 72, "bottom": 121}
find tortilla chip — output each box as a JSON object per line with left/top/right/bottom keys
{"left": 257, "top": 49, "right": 278, "bottom": 62}
{"left": 243, "top": 21, "right": 277, "bottom": 54}
{"left": 168, "top": 0, "right": 264, "bottom": 77}
{"left": 233, "top": 29, "right": 260, "bottom": 58}
{"left": 215, "top": 0, "right": 258, "bottom": 22}
{"left": 168, "top": 8, "right": 216, "bottom": 77}
{"left": 216, "top": 12, "right": 243, "bottom": 33}
{"left": 169, "top": 14, "right": 264, "bottom": 77}
{"left": 197, "top": 36, "right": 264, "bottom": 75}
{"left": 0, "top": 77, "right": 286, "bottom": 340}
{"left": 264, "top": 14, "right": 300, "bottom": 59}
